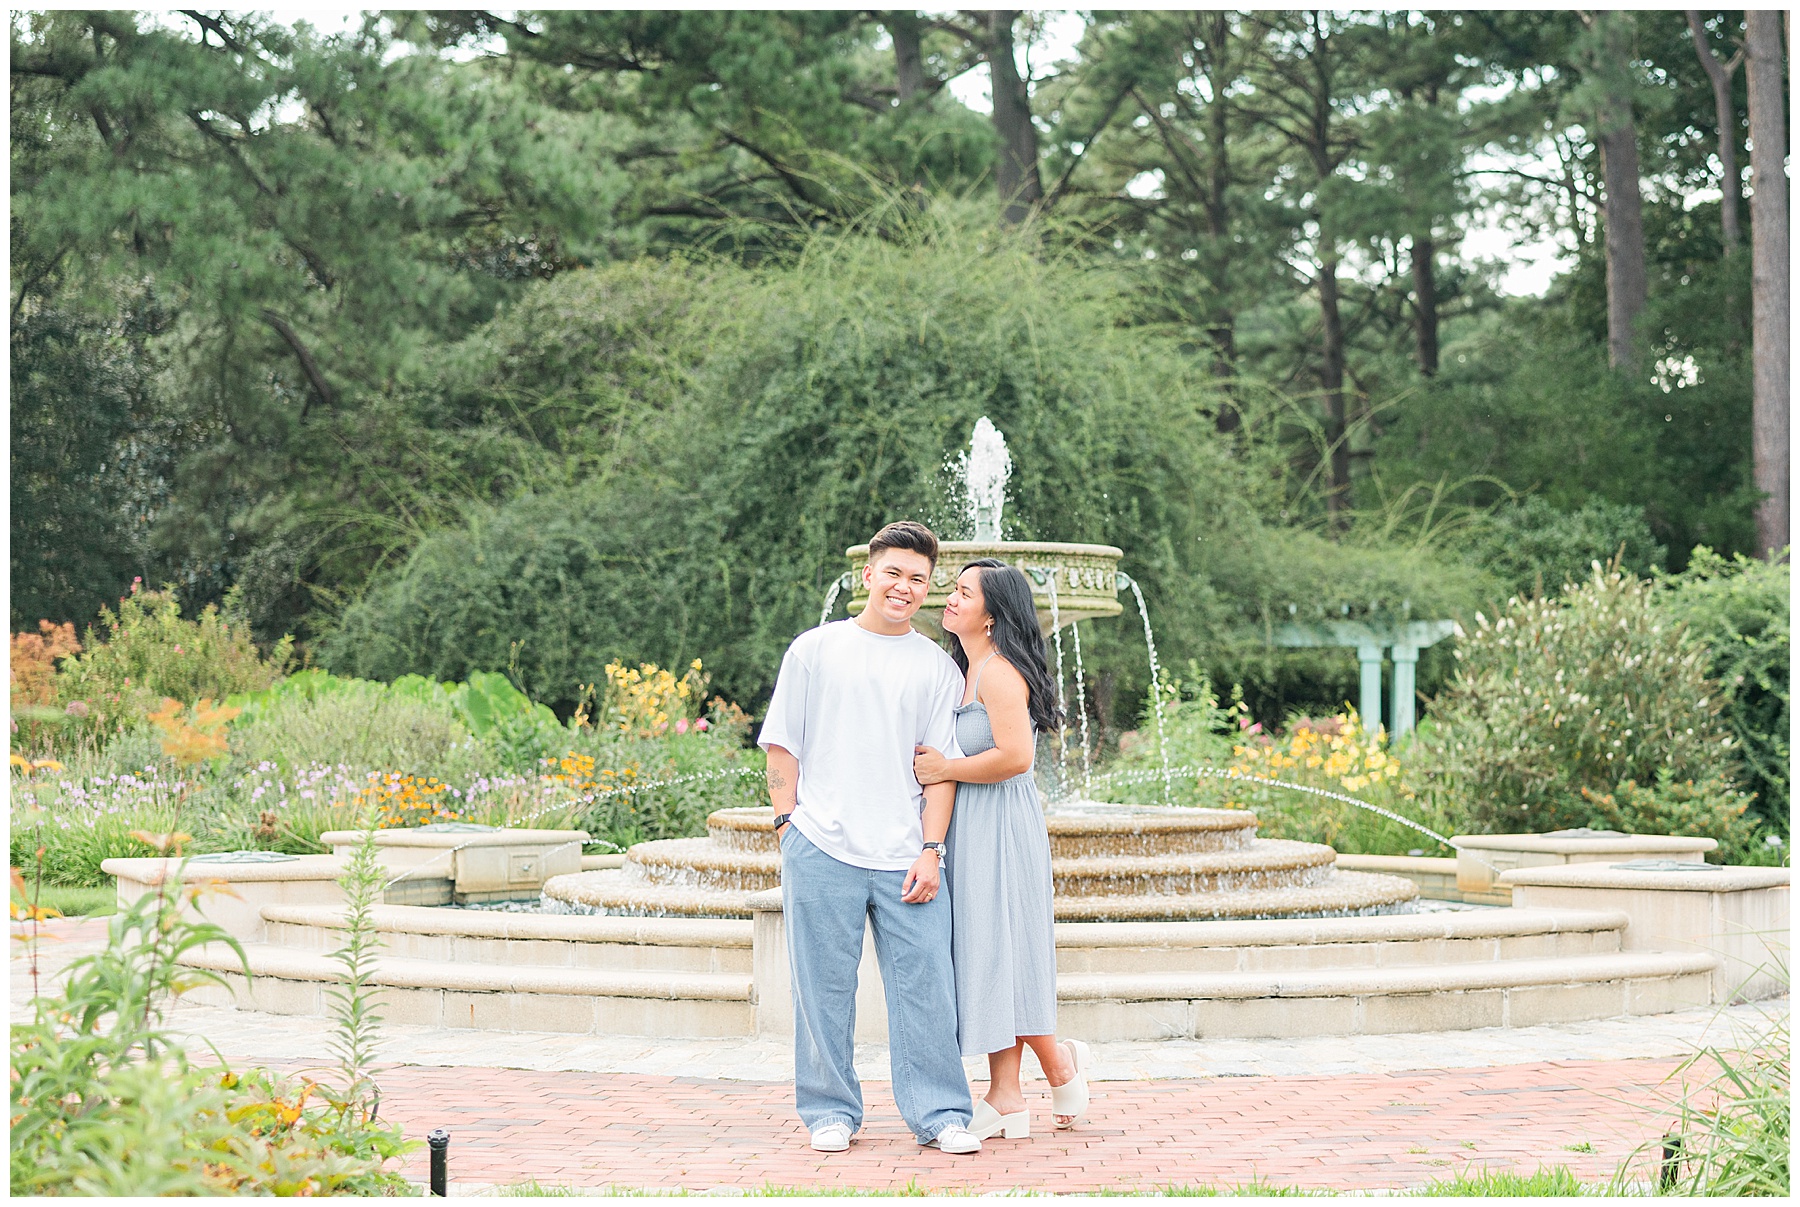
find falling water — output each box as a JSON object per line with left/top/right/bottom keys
{"left": 966, "top": 417, "right": 1012, "bottom": 540}
{"left": 818, "top": 572, "right": 850, "bottom": 628}
{"left": 1123, "top": 576, "right": 1173, "bottom": 803}
{"left": 1070, "top": 619, "right": 1093, "bottom": 794}
{"left": 1089, "top": 763, "right": 1499, "bottom": 870}
{"left": 1046, "top": 569, "right": 1069, "bottom": 799}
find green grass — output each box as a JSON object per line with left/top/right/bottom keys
{"left": 21, "top": 884, "right": 117, "bottom": 917}
{"left": 1417, "top": 1166, "right": 1606, "bottom": 1196}
{"left": 484, "top": 1168, "right": 1623, "bottom": 1197}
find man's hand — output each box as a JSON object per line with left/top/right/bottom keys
{"left": 913, "top": 744, "right": 952, "bottom": 785}
{"left": 900, "top": 850, "right": 941, "bottom": 903}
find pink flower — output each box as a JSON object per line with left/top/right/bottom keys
{"left": 173, "top": 645, "right": 183, "bottom": 654}
{"left": 65, "top": 701, "right": 89, "bottom": 718}
{"left": 695, "top": 719, "right": 710, "bottom": 732}
{"left": 674, "top": 719, "right": 690, "bottom": 735}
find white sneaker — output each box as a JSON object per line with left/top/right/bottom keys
{"left": 810, "top": 1122, "right": 853, "bottom": 1152}
{"left": 924, "top": 1124, "right": 982, "bottom": 1155}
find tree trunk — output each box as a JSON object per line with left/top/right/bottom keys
{"left": 1204, "top": 11, "right": 1239, "bottom": 429}
{"left": 1583, "top": 13, "right": 1649, "bottom": 371}
{"left": 1597, "top": 125, "right": 1648, "bottom": 370}
{"left": 983, "top": 10, "right": 1043, "bottom": 226}
{"left": 1410, "top": 235, "right": 1440, "bottom": 376}
{"left": 1318, "top": 257, "right": 1351, "bottom": 524}
{"left": 888, "top": 11, "right": 925, "bottom": 102}
{"left": 1746, "top": 9, "right": 1789, "bottom": 557}
{"left": 1687, "top": 12, "right": 1744, "bottom": 250}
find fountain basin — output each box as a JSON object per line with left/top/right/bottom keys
{"left": 540, "top": 804, "right": 1421, "bottom": 921}
{"left": 844, "top": 540, "right": 1124, "bottom": 636}
{"left": 321, "top": 825, "right": 589, "bottom": 905}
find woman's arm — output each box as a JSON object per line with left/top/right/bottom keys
{"left": 914, "top": 660, "right": 1035, "bottom": 785}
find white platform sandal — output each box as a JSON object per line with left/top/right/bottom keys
{"left": 971, "top": 1099, "right": 1030, "bottom": 1140}
{"left": 1051, "top": 1039, "right": 1090, "bottom": 1129}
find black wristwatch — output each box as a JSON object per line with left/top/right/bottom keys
{"left": 922, "top": 840, "right": 946, "bottom": 860}
{"left": 773, "top": 812, "right": 793, "bottom": 832}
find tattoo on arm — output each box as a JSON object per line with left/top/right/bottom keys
{"left": 766, "top": 768, "right": 789, "bottom": 792}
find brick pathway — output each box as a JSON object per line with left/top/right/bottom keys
{"left": 358, "top": 1057, "right": 1689, "bottom": 1193}
{"left": 13, "top": 916, "right": 1740, "bottom": 1193}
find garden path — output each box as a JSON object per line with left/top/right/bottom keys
{"left": 13, "top": 917, "right": 1785, "bottom": 1193}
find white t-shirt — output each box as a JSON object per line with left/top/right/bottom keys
{"left": 757, "top": 619, "right": 964, "bottom": 871}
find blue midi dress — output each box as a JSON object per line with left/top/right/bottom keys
{"left": 944, "top": 658, "right": 1058, "bottom": 1056}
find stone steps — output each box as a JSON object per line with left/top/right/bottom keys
{"left": 176, "top": 902, "right": 1715, "bottom": 1042}
{"left": 178, "top": 940, "right": 755, "bottom": 1038}
{"left": 1053, "top": 950, "right": 1717, "bottom": 1040}
{"left": 1052, "top": 908, "right": 1628, "bottom": 973}
{"left": 259, "top": 904, "right": 753, "bottom": 974}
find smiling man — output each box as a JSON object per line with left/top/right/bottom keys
{"left": 758, "top": 520, "right": 980, "bottom": 1156}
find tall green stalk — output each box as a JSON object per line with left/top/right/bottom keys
{"left": 324, "top": 812, "right": 387, "bottom": 1107}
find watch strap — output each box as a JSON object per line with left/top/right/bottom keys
{"left": 772, "top": 812, "right": 793, "bottom": 831}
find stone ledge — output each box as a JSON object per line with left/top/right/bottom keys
{"left": 320, "top": 828, "right": 589, "bottom": 848}
{"left": 103, "top": 854, "right": 346, "bottom": 884}
{"left": 1501, "top": 865, "right": 1790, "bottom": 893}
{"left": 1055, "top": 950, "right": 1717, "bottom": 1002}
{"left": 179, "top": 941, "right": 754, "bottom": 1000}
{"left": 1461, "top": 833, "right": 1717, "bottom": 856}
{"left": 1048, "top": 907, "right": 1630, "bottom": 948}
{"left": 1335, "top": 854, "right": 1458, "bottom": 875}
{"left": 258, "top": 903, "right": 752, "bottom": 946}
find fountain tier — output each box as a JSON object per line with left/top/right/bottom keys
{"left": 541, "top": 804, "right": 1419, "bottom": 922}
{"left": 844, "top": 540, "right": 1124, "bottom": 637}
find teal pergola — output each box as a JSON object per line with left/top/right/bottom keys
{"left": 1272, "top": 619, "right": 1456, "bottom": 737}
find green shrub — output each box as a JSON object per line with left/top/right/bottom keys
{"left": 1417, "top": 566, "right": 1750, "bottom": 850}
{"left": 1580, "top": 771, "right": 1763, "bottom": 865}
{"left": 56, "top": 585, "right": 291, "bottom": 742}
{"left": 228, "top": 670, "right": 478, "bottom": 779}
{"left": 1455, "top": 496, "right": 1667, "bottom": 598}
{"left": 321, "top": 220, "right": 1489, "bottom": 726}
{"left": 1657, "top": 547, "right": 1790, "bottom": 835}
{"left": 9, "top": 765, "right": 189, "bottom": 886}
{"left": 9, "top": 870, "right": 410, "bottom": 1195}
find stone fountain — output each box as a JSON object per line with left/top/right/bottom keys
{"left": 109, "top": 417, "right": 1778, "bottom": 1043}
{"left": 545, "top": 415, "right": 1420, "bottom": 924}
{"left": 544, "top": 803, "right": 1418, "bottom": 921}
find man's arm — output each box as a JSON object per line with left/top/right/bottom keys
{"left": 766, "top": 744, "right": 799, "bottom": 829}
{"left": 900, "top": 780, "right": 954, "bottom": 902}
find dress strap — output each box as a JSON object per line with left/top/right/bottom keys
{"left": 970, "top": 652, "right": 1000, "bottom": 700}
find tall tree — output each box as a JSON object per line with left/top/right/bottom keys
{"left": 1574, "top": 11, "right": 1650, "bottom": 371}
{"left": 1686, "top": 11, "right": 1745, "bottom": 250}
{"left": 1745, "top": 9, "right": 1788, "bottom": 556}
{"left": 1360, "top": 12, "right": 1489, "bottom": 378}
{"left": 1245, "top": 12, "right": 1368, "bottom": 523}
{"left": 10, "top": 10, "right": 614, "bottom": 631}
{"left": 977, "top": 10, "right": 1044, "bottom": 225}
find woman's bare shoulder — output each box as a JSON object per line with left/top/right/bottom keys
{"left": 978, "top": 655, "right": 1030, "bottom": 700}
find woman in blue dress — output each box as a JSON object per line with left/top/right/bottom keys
{"left": 913, "top": 558, "right": 1091, "bottom": 1140}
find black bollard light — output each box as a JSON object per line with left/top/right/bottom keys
{"left": 1659, "top": 1134, "right": 1683, "bottom": 1192}
{"left": 428, "top": 1128, "right": 451, "bottom": 1196}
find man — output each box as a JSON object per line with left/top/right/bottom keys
{"left": 758, "top": 520, "right": 980, "bottom": 1155}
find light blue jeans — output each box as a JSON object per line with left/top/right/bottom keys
{"left": 780, "top": 824, "right": 972, "bottom": 1143}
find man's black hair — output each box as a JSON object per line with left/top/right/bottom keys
{"left": 867, "top": 520, "right": 939, "bottom": 567}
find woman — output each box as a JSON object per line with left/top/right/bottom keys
{"left": 913, "top": 558, "right": 1090, "bottom": 1140}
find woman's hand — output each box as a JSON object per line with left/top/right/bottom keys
{"left": 913, "top": 744, "right": 952, "bottom": 785}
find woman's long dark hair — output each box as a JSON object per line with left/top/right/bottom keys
{"left": 946, "top": 558, "right": 1063, "bottom": 733}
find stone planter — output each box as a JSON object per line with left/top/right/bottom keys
{"left": 321, "top": 826, "right": 588, "bottom": 905}
{"left": 103, "top": 854, "right": 347, "bottom": 943}
{"left": 1500, "top": 861, "right": 1789, "bottom": 1003}
{"left": 1455, "top": 831, "right": 1718, "bottom": 904}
